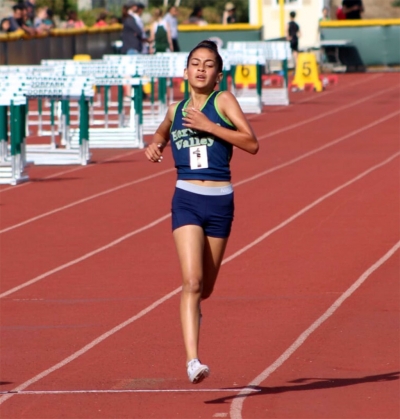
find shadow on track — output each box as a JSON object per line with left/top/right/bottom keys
{"left": 204, "top": 371, "right": 399, "bottom": 404}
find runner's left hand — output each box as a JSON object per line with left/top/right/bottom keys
{"left": 182, "top": 108, "right": 213, "bottom": 132}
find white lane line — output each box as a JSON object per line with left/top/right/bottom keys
{"left": 0, "top": 152, "right": 397, "bottom": 406}
{"left": 254, "top": 86, "right": 394, "bottom": 142}
{"left": 0, "top": 74, "right": 383, "bottom": 195}
{"left": 0, "top": 214, "right": 171, "bottom": 299}
{"left": 0, "top": 388, "right": 260, "bottom": 395}
{"left": 246, "top": 73, "right": 383, "bottom": 119}
{"left": 0, "top": 87, "right": 394, "bottom": 235}
{"left": 224, "top": 153, "right": 399, "bottom": 265}
{"left": 230, "top": 241, "right": 400, "bottom": 419}
{"left": 0, "top": 148, "right": 144, "bottom": 194}
{"left": 235, "top": 110, "right": 400, "bottom": 188}
{"left": 0, "top": 168, "right": 174, "bottom": 234}
{"left": 1, "top": 114, "right": 398, "bottom": 298}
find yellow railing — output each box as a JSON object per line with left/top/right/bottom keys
{"left": 0, "top": 24, "right": 123, "bottom": 42}
{"left": 0, "top": 22, "right": 263, "bottom": 42}
{"left": 320, "top": 19, "right": 400, "bottom": 27}
{"left": 173, "top": 23, "right": 262, "bottom": 31}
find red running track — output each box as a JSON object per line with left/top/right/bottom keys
{"left": 0, "top": 73, "right": 399, "bottom": 419}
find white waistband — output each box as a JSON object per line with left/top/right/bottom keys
{"left": 176, "top": 180, "right": 233, "bottom": 196}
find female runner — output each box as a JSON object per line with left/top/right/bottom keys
{"left": 145, "top": 40, "right": 259, "bottom": 384}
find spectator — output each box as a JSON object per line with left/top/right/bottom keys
{"left": 187, "top": 5, "right": 207, "bottom": 26}
{"left": 121, "top": 4, "right": 129, "bottom": 22}
{"left": 0, "top": 17, "right": 12, "bottom": 33}
{"left": 8, "top": 5, "right": 23, "bottom": 32}
{"left": 164, "top": 5, "right": 180, "bottom": 52}
{"left": 222, "top": 2, "right": 236, "bottom": 24}
{"left": 320, "top": 6, "right": 330, "bottom": 22}
{"left": 342, "top": 0, "right": 364, "bottom": 19}
{"left": 335, "top": 6, "right": 346, "bottom": 19}
{"left": 132, "top": 2, "right": 148, "bottom": 53}
{"left": 286, "top": 11, "right": 300, "bottom": 64}
{"left": 93, "top": 12, "right": 108, "bottom": 27}
{"left": 150, "top": 8, "right": 173, "bottom": 53}
{"left": 34, "top": 7, "right": 53, "bottom": 34}
{"left": 109, "top": 15, "right": 120, "bottom": 25}
{"left": 44, "top": 8, "right": 56, "bottom": 28}
{"left": 66, "top": 10, "right": 85, "bottom": 29}
{"left": 17, "top": 4, "right": 36, "bottom": 36}
{"left": 121, "top": 2, "right": 143, "bottom": 54}
{"left": 318, "top": 7, "right": 330, "bottom": 41}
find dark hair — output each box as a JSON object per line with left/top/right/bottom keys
{"left": 97, "top": 12, "right": 107, "bottom": 21}
{"left": 190, "top": 5, "right": 202, "bottom": 17}
{"left": 290, "top": 11, "right": 296, "bottom": 18}
{"left": 187, "top": 40, "right": 223, "bottom": 72}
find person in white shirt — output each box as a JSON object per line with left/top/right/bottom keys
{"left": 133, "top": 2, "right": 149, "bottom": 53}
{"left": 164, "top": 5, "right": 180, "bottom": 52}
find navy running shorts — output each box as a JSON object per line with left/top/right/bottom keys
{"left": 171, "top": 181, "right": 234, "bottom": 238}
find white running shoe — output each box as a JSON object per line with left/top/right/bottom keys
{"left": 187, "top": 359, "right": 210, "bottom": 384}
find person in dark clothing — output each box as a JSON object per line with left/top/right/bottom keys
{"left": 342, "top": 0, "right": 364, "bottom": 19}
{"left": 9, "top": 4, "right": 23, "bottom": 32}
{"left": 121, "top": 2, "right": 143, "bottom": 54}
{"left": 286, "top": 11, "right": 301, "bottom": 64}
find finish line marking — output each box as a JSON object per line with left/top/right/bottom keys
{"left": 0, "top": 388, "right": 261, "bottom": 395}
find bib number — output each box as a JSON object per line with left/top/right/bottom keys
{"left": 190, "top": 145, "right": 208, "bottom": 170}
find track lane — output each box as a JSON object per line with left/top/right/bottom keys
{"left": 0, "top": 148, "right": 396, "bottom": 416}
{"left": 237, "top": 251, "right": 399, "bottom": 419}
{"left": 1, "top": 145, "right": 398, "bottom": 418}
{"left": 0, "top": 74, "right": 393, "bottom": 230}
{"left": 0, "top": 74, "right": 396, "bottom": 418}
{"left": 1, "top": 83, "right": 398, "bottom": 293}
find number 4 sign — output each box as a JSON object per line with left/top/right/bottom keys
{"left": 292, "top": 52, "right": 323, "bottom": 92}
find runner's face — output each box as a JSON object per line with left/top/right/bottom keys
{"left": 185, "top": 48, "right": 221, "bottom": 90}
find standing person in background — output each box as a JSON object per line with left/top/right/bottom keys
{"left": 320, "top": 6, "right": 330, "bottom": 22}
{"left": 287, "top": 11, "right": 300, "bottom": 65}
{"left": 318, "top": 7, "right": 330, "bottom": 41}
{"left": 121, "top": 4, "right": 130, "bottom": 22}
{"left": 150, "top": 8, "right": 173, "bottom": 53}
{"left": 145, "top": 40, "right": 258, "bottom": 384}
{"left": 121, "top": 2, "right": 142, "bottom": 54}
{"left": 342, "top": 0, "right": 364, "bottom": 19}
{"left": 132, "top": 2, "right": 149, "bottom": 53}
{"left": 222, "top": 2, "right": 236, "bottom": 24}
{"left": 335, "top": 6, "right": 346, "bottom": 19}
{"left": 187, "top": 5, "right": 207, "bottom": 26}
{"left": 164, "top": 5, "right": 180, "bottom": 52}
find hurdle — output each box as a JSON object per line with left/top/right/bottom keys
{"left": 19, "top": 74, "right": 94, "bottom": 165}
{"left": 225, "top": 41, "right": 291, "bottom": 112}
{"left": 103, "top": 53, "right": 188, "bottom": 135}
{"left": 59, "top": 60, "right": 145, "bottom": 148}
{"left": 0, "top": 77, "right": 29, "bottom": 184}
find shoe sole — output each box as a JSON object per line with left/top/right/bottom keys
{"left": 191, "top": 367, "right": 210, "bottom": 384}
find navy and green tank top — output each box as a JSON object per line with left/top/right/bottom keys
{"left": 170, "top": 90, "right": 236, "bottom": 181}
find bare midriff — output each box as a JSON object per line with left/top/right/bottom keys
{"left": 185, "top": 180, "right": 231, "bottom": 187}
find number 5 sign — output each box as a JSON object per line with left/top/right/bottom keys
{"left": 292, "top": 52, "right": 323, "bottom": 92}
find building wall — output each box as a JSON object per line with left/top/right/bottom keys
{"left": 261, "top": 0, "right": 325, "bottom": 48}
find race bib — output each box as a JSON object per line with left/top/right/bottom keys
{"left": 190, "top": 145, "right": 208, "bottom": 170}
